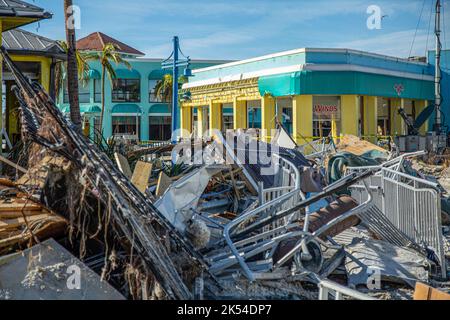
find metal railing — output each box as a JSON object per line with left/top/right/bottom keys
{"left": 347, "top": 156, "right": 446, "bottom": 279}
{"left": 318, "top": 279, "right": 377, "bottom": 300}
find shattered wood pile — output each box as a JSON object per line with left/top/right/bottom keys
{"left": 0, "top": 47, "right": 206, "bottom": 300}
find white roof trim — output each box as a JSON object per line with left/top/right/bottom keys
{"left": 192, "top": 48, "right": 428, "bottom": 74}
{"left": 183, "top": 63, "right": 434, "bottom": 89}
{"left": 184, "top": 65, "right": 303, "bottom": 88}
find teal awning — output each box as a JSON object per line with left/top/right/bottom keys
{"left": 115, "top": 69, "right": 141, "bottom": 79}
{"left": 149, "top": 104, "right": 170, "bottom": 114}
{"left": 112, "top": 104, "right": 142, "bottom": 114}
{"left": 86, "top": 69, "right": 101, "bottom": 79}
{"left": 61, "top": 105, "right": 101, "bottom": 114}
{"left": 258, "top": 70, "right": 435, "bottom": 100}
{"left": 148, "top": 69, "right": 170, "bottom": 80}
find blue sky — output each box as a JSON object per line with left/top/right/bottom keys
{"left": 24, "top": 0, "right": 450, "bottom": 60}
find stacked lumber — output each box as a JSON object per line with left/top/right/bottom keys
{"left": 0, "top": 184, "right": 67, "bottom": 255}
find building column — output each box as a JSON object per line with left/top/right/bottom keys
{"left": 0, "top": 20, "right": 3, "bottom": 142}
{"left": 103, "top": 109, "right": 113, "bottom": 139}
{"left": 209, "top": 101, "right": 222, "bottom": 133}
{"left": 363, "top": 96, "right": 378, "bottom": 143}
{"left": 261, "top": 95, "right": 276, "bottom": 141}
{"left": 340, "top": 95, "right": 359, "bottom": 137}
{"left": 180, "top": 104, "right": 192, "bottom": 138}
{"left": 390, "top": 98, "right": 404, "bottom": 135}
{"left": 141, "top": 109, "right": 149, "bottom": 141}
{"left": 233, "top": 98, "right": 247, "bottom": 130}
{"left": 40, "top": 58, "right": 51, "bottom": 93}
{"left": 292, "top": 95, "right": 313, "bottom": 145}
{"left": 416, "top": 100, "right": 429, "bottom": 134}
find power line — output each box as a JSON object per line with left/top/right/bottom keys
{"left": 409, "top": 0, "right": 427, "bottom": 57}
{"left": 425, "top": 0, "right": 435, "bottom": 54}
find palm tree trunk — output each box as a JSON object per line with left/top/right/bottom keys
{"left": 100, "top": 65, "right": 106, "bottom": 135}
{"left": 64, "top": 0, "right": 82, "bottom": 132}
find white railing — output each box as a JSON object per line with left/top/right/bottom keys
{"left": 318, "top": 279, "right": 377, "bottom": 300}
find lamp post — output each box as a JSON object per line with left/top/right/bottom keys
{"left": 162, "top": 36, "right": 192, "bottom": 143}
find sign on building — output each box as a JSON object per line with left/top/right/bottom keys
{"left": 313, "top": 96, "right": 341, "bottom": 120}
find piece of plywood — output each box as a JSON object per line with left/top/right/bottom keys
{"left": 0, "top": 202, "right": 42, "bottom": 212}
{"left": 114, "top": 153, "right": 132, "bottom": 179}
{"left": 414, "top": 282, "right": 450, "bottom": 300}
{"left": 155, "top": 172, "right": 172, "bottom": 198}
{"left": 131, "top": 161, "right": 153, "bottom": 194}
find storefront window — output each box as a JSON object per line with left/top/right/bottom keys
{"left": 313, "top": 96, "right": 341, "bottom": 139}
{"left": 112, "top": 79, "right": 140, "bottom": 102}
{"left": 377, "top": 98, "right": 390, "bottom": 136}
{"left": 223, "top": 114, "right": 234, "bottom": 131}
{"left": 277, "top": 97, "right": 293, "bottom": 134}
{"left": 247, "top": 100, "right": 261, "bottom": 129}
{"left": 222, "top": 104, "right": 234, "bottom": 132}
{"left": 149, "top": 116, "right": 171, "bottom": 141}
{"left": 112, "top": 116, "right": 140, "bottom": 138}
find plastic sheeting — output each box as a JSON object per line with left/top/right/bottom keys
{"left": 155, "top": 165, "right": 224, "bottom": 233}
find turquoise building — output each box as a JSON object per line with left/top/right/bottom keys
{"left": 57, "top": 32, "right": 229, "bottom": 142}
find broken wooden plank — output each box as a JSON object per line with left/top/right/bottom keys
{"left": 414, "top": 282, "right": 450, "bottom": 300}
{"left": 131, "top": 161, "right": 153, "bottom": 194}
{"left": 0, "top": 155, "right": 27, "bottom": 174}
{"left": 0, "top": 202, "right": 42, "bottom": 212}
{"left": 0, "top": 214, "right": 53, "bottom": 230}
{"left": 114, "top": 153, "right": 133, "bottom": 179}
{"left": 155, "top": 172, "right": 172, "bottom": 198}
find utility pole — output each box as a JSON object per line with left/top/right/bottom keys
{"left": 162, "top": 36, "right": 192, "bottom": 143}
{"left": 172, "top": 36, "right": 180, "bottom": 140}
{"left": 434, "top": 0, "right": 442, "bottom": 133}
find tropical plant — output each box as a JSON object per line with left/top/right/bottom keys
{"left": 83, "top": 43, "right": 132, "bottom": 133}
{"left": 154, "top": 74, "right": 188, "bottom": 104}
{"left": 54, "top": 40, "right": 90, "bottom": 99}
{"left": 63, "top": 0, "right": 82, "bottom": 132}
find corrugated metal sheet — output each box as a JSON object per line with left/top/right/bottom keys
{"left": 2, "top": 28, "right": 63, "bottom": 55}
{"left": 0, "top": 0, "right": 51, "bottom": 18}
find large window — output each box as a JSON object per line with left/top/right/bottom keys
{"left": 112, "top": 79, "right": 140, "bottom": 102}
{"left": 313, "top": 96, "right": 341, "bottom": 139}
{"left": 377, "top": 98, "right": 390, "bottom": 136}
{"left": 79, "top": 81, "right": 90, "bottom": 103}
{"left": 247, "top": 100, "right": 261, "bottom": 129}
{"left": 64, "top": 80, "right": 90, "bottom": 104}
{"left": 112, "top": 116, "right": 140, "bottom": 138}
{"left": 148, "top": 79, "right": 163, "bottom": 102}
{"left": 94, "top": 79, "right": 101, "bottom": 103}
{"left": 149, "top": 116, "right": 171, "bottom": 141}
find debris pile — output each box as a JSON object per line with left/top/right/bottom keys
{"left": 0, "top": 47, "right": 449, "bottom": 300}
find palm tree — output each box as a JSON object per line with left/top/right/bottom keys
{"left": 83, "top": 43, "right": 132, "bottom": 132}
{"left": 154, "top": 74, "right": 188, "bottom": 104}
{"left": 54, "top": 40, "right": 90, "bottom": 100}
{"left": 64, "top": 0, "right": 82, "bottom": 132}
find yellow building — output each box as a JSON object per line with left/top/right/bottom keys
{"left": 0, "top": 1, "right": 57, "bottom": 146}
{"left": 181, "top": 48, "right": 434, "bottom": 144}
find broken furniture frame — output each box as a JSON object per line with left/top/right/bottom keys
{"left": 207, "top": 170, "right": 384, "bottom": 282}
{"left": 298, "top": 135, "right": 336, "bottom": 166}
